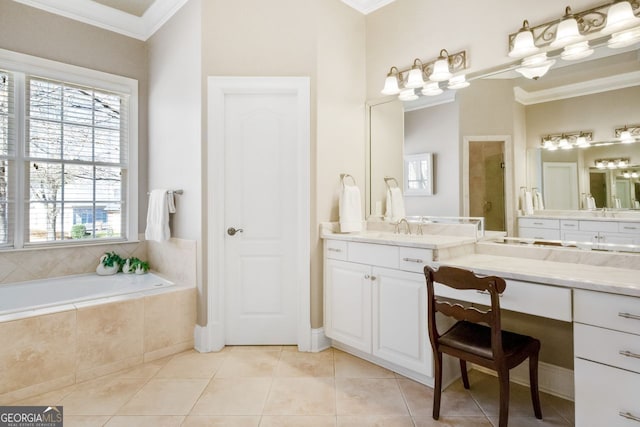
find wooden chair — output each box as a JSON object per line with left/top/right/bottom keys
{"left": 424, "top": 265, "right": 542, "bottom": 427}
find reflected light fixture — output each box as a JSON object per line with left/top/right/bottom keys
{"left": 508, "top": 20, "right": 540, "bottom": 58}
{"left": 616, "top": 124, "right": 640, "bottom": 143}
{"left": 516, "top": 53, "right": 556, "bottom": 80}
{"left": 608, "top": 26, "right": 640, "bottom": 48}
{"left": 595, "top": 158, "right": 631, "bottom": 169}
{"left": 380, "top": 50, "right": 468, "bottom": 101}
{"left": 561, "top": 40, "right": 594, "bottom": 60}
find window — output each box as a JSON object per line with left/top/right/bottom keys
{"left": 0, "top": 49, "right": 138, "bottom": 249}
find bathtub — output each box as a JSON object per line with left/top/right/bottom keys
{"left": 0, "top": 272, "right": 196, "bottom": 404}
{"left": 0, "top": 272, "right": 174, "bottom": 316}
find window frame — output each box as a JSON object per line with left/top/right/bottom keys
{"left": 0, "top": 48, "right": 138, "bottom": 249}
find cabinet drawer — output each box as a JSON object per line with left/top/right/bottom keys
{"left": 620, "top": 222, "right": 640, "bottom": 234}
{"left": 575, "top": 323, "right": 640, "bottom": 374}
{"left": 560, "top": 220, "right": 579, "bottom": 230}
{"left": 518, "top": 227, "right": 561, "bottom": 240}
{"left": 518, "top": 218, "right": 559, "bottom": 229}
{"left": 575, "top": 358, "right": 640, "bottom": 427}
{"left": 398, "top": 247, "right": 432, "bottom": 273}
{"left": 325, "top": 240, "right": 347, "bottom": 260}
{"left": 580, "top": 220, "right": 618, "bottom": 233}
{"left": 434, "top": 279, "right": 571, "bottom": 321}
{"left": 574, "top": 289, "right": 640, "bottom": 335}
{"left": 348, "top": 242, "right": 399, "bottom": 269}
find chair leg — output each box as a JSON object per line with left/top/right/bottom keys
{"left": 433, "top": 352, "right": 443, "bottom": 420}
{"left": 460, "top": 359, "right": 470, "bottom": 389}
{"left": 497, "top": 369, "right": 510, "bottom": 427}
{"left": 529, "top": 351, "right": 543, "bottom": 419}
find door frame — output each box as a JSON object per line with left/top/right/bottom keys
{"left": 462, "top": 135, "right": 514, "bottom": 236}
{"left": 203, "top": 76, "right": 311, "bottom": 352}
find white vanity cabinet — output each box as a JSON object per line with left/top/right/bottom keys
{"left": 574, "top": 289, "right": 640, "bottom": 426}
{"left": 324, "top": 239, "right": 433, "bottom": 378}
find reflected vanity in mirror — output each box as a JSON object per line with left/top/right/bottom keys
{"left": 366, "top": 43, "right": 640, "bottom": 252}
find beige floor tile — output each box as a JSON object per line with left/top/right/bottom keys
{"left": 487, "top": 414, "right": 571, "bottom": 427}
{"left": 466, "top": 373, "right": 549, "bottom": 418}
{"left": 337, "top": 415, "right": 414, "bottom": 426}
{"left": 104, "top": 415, "right": 184, "bottom": 426}
{"left": 335, "top": 378, "right": 408, "bottom": 416}
{"left": 61, "top": 378, "right": 148, "bottom": 415}
{"left": 117, "top": 379, "right": 208, "bottom": 415}
{"left": 189, "top": 378, "right": 272, "bottom": 415}
{"left": 260, "top": 415, "right": 337, "bottom": 427}
{"left": 541, "top": 393, "right": 575, "bottom": 425}
{"left": 275, "top": 349, "right": 334, "bottom": 377}
{"left": 413, "top": 416, "right": 493, "bottom": 427}
{"left": 334, "top": 351, "right": 395, "bottom": 378}
{"left": 228, "top": 345, "right": 283, "bottom": 352}
{"left": 215, "top": 350, "right": 281, "bottom": 378}
{"left": 397, "top": 378, "right": 484, "bottom": 418}
{"left": 115, "top": 357, "right": 171, "bottom": 379}
{"left": 12, "top": 384, "right": 77, "bottom": 406}
{"left": 155, "top": 350, "right": 225, "bottom": 378}
{"left": 63, "top": 415, "right": 111, "bottom": 427}
{"left": 181, "top": 416, "right": 260, "bottom": 427}
{"left": 263, "top": 377, "right": 336, "bottom": 416}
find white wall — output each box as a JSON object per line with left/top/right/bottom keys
{"left": 403, "top": 102, "right": 459, "bottom": 216}
{"left": 147, "top": 0, "right": 203, "bottom": 316}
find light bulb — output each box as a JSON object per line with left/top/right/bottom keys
{"left": 381, "top": 69, "right": 401, "bottom": 95}
{"left": 406, "top": 66, "right": 425, "bottom": 89}
{"left": 398, "top": 88, "right": 418, "bottom": 101}
{"left": 608, "top": 27, "right": 640, "bottom": 49}
{"left": 516, "top": 53, "right": 555, "bottom": 80}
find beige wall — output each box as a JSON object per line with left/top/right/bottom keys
{"left": 147, "top": 0, "right": 203, "bottom": 319}
{"left": 0, "top": 0, "right": 149, "bottom": 232}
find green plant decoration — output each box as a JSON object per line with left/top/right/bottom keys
{"left": 100, "top": 251, "right": 123, "bottom": 268}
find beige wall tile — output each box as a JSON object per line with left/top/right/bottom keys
{"left": 0, "top": 310, "right": 76, "bottom": 395}
{"left": 76, "top": 298, "right": 145, "bottom": 374}
{"left": 147, "top": 238, "right": 196, "bottom": 286}
{"left": 144, "top": 288, "right": 196, "bottom": 354}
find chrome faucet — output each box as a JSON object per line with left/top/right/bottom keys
{"left": 394, "top": 218, "right": 412, "bottom": 235}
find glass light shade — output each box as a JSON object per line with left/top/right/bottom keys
{"left": 596, "top": 161, "right": 606, "bottom": 169}
{"left": 632, "top": 172, "right": 639, "bottom": 178}
{"left": 624, "top": 172, "right": 632, "bottom": 178}
{"left": 620, "top": 129, "right": 633, "bottom": 142}
{"left": 576, "top": 136, "right": 589, "bottom": 147}
{"left": 602, "top": 1, "right": 640, "bottom": 34}
{"left": 608, "top": 162, "right": 617, "bottom": 169}
{"left": 398, "top": 88, "right": 418, "bottom": 101}
{"left": 421, "top": 82, "right": 443, "bottom": 96}
{"left": 429, "top": 58, "right": 452, "bottom": 82}
{"left": 547, "top": 142, "right": 558, "bottom": 151}
{"left": 381, "top": 75, "right": 401, "bottom": 95}
{"left": 561, "top": 41, "right": 594, "bottom": 61}
{"left": 608, "top": 27, "right": 640, "bottom": 48}
{"left": 559, "top": 137, "right": 571, "bottom": 149}
{"left": 542, "top": 139, "right": 553, "bottom": 149}
{"left": 515, "top": 53, "right": 555, "bottom": 80}
{"left": 448, "top": 75, "right": 470, "bottom": 89}
{"left": 618, "top": 160, "right": 628, "bottom": 168}
{"left": 509, "top": 28, "right": 539, "bottom": 58}
{"left": 551, "top": 16, "right": 583, "bottom": 48}
{"left": 406, "top": 68, "right": 425, "bottom": 89}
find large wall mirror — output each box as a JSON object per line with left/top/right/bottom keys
{"left": 366, "top": 45, "right": 640, "bottom": 239}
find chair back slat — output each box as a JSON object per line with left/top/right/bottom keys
{"left": 435, "top": 300, "right": 493, "bottom": 325}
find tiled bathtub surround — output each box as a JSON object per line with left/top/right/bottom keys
{"left": 0, "top": 242, "right": 147, "bottom": 285}
{"left": 0, "top": 285, "right": 196, "bottom": 405}
{"left": 146, "top": 238, "right": 197, "bottom": 287}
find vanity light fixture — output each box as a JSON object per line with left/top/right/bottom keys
{"left": 615, "top": 124, "right": 640, "bottom": 143}
{"left": 380, "top": 50, "right": 469, "bottom": 101}
{"left": 515, "top": 53, "right": 556, "bottom": 80}
{"left": 507, "top": 1, "right": 639, "bottom": 69}
{"left": 540, "top": 131, "right": 593, "bottom": 150}
{"left": 595, "top": 158, "right": 631, "bottom": 169}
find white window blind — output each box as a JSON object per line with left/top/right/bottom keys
{"left": 25, "top": 77, "right": 129, "bottom": 244}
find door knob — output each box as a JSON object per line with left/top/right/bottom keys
{"left": 227, "top": 227, "right": 244, "bottom": 236}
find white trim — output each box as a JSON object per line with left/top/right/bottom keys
{"left": 340, "top": 0, "right": 396, "bottom": 14}
{"left": 11, "top": 0, "right": 189, "bottom": 41}
{"left": 472, "top": 362, "right": 575, "bottom": 401}
{"left": 203, "top": 76, "right": 311, "bottom": 353}
{"left": 514, "top": 70, "right": 640, "bottom": 106}
{"left": 462, "top": 135, "right": 514, "bottom": 236}
{"left": 311, "top": 328, "right": 331, "bottom": 352}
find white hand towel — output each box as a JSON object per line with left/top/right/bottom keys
{"left": 524, "top": 191, "right": 534, "bottom": 215}
{"left": 587, "top": 196, "right": 596, "bottom": 209}
{"left": 339, "top": 183, "right": 362, "bottom": 233}
{"left": 385, "top": 187, "right": 406, "bottom": 222}
{"left": 614, "top": 197, "right": 622, "bottom": 209}
{"left": 534, "top": 190, "right": 544, "bottom": 210}
{"left": 145, "top": 189, "right": 172, "bottom": 242}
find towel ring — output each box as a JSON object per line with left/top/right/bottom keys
{"left": 340, "top": 174, "right": 357, "bottom": 187}
{"left": 384, "top": 176, "right": 399, "bottom": 190}
{"left": 147, "top": 189, "right": 184, "bottom": 196}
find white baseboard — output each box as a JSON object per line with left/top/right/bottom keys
{"left": 472, "top": 361, "right": 574, "bottom": 401}
{"left": 193, "top": 324, "right": 225, "bottom": 353}
{"left": 310, "top": 328, "right": 331, "bottom": 352}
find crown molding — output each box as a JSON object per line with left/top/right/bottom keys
{"left": 11, "top": 0, "right": 189, "bottom": 41}
{"left": 340, "top": 0, "right": 396, "bottom": 14}
{"left": 514, "top": 70, "right": 640, "bottom": 106}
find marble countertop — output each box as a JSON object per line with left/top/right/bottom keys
{"left": 518, "top": 214, "right": 640, "bottom": 223}
{"left": 321, "top": 230, "right": 477, "bottom": 250}
{"left": 434, "top": 253, "right": 640, "bottom": 298}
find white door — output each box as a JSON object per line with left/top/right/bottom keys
{"left": 543, "top": 162, "right": 579, "bottom": 210}
{"left": 207, "top": 77, "right": 310, "bottom": 349}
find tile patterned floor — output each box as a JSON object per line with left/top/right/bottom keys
{"left": 12, "top": 346, "right": 574, "bottom": 426}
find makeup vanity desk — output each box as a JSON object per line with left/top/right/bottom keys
{"left": 321, "top": 228, "right": 640, "bottom": 426}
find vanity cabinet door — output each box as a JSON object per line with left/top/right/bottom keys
{"left": 371, "top": 267, "right": 431, "bottom": 375}
{"left": 324, "top": 259, "right": 372, "bottom": 353}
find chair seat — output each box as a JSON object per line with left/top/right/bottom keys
{"left": 439, "top": 321, "right": 539, "bottom": 362}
